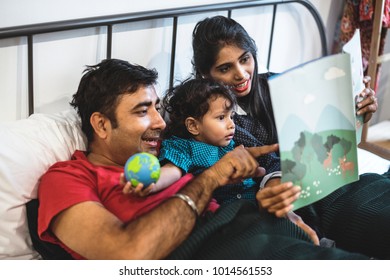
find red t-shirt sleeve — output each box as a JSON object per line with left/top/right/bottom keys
{"left": 37, "top": 160, "right": 100, "bottom": 243}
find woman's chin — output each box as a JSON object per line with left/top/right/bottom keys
{"left": 234, "top": 89, "right": 250, "bottom": 97}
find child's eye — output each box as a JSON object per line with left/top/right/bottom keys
{"left": 218, "top": 115, "right": 225, "bottom": 120}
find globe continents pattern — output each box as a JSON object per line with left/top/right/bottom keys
{"left": 124, "top": 152, "right": 161, "bottom": 187}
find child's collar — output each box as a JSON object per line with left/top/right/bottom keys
{"left": 236, "top": 105, "right": 247, "bottom": 115}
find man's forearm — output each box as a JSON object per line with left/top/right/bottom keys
{"left": 124, "top": 168, "right": 218, "bottom": 259}
{"left": 179, "top": 168, "right": 219, "bottom": 213}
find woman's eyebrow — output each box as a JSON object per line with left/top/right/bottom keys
{"left": 238, "top": 51, "right": 249, "bottom": 59}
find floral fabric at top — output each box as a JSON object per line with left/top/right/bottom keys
{"left": 332, "top": 0, "right": 390, "bottom": 90}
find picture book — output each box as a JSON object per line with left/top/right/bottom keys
{"left": 342, "top": 29, "right": 365, "bottom": 143}
{"left": 268, "top": 37, "right": 363, "bottom": 210}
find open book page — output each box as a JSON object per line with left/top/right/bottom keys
{"left": 268, "top": 53, "right": 360, "bottom": 210}
{"left": 342, "top": 29, "right": 365, "bottom": 143}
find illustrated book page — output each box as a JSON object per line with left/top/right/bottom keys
{"left": 268, "top": 53, "right": 360, "bottom": 210}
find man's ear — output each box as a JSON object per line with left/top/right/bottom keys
{"left": 185, "top": 117, "right": 200, "bottom": 136}
{"left": 90, "top": 112, "right": 110, "bottom": 139}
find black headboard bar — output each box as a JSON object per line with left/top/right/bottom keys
{"left": 27, "top": 35, "right": 34, "bottom": 116}
{"left": 0, "top": 1, "right": 325, "bottom": 39}
{"left": 267, "top": 4, "right": 277, "bottom": 70}
{"left": 0, "top": 0, "right": 327, "bottom": 115}
{"left": 170, "top": 16, "right": 179, "bottom": 89}
{"left": 227, "top": 9, "right": 233, "bottom": 19}
{"left": 107, "top": 24, "right": 113, "bottom": 59}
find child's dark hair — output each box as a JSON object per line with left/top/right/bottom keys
{"left": 162, "top": 78, "right": 236, "bottom": 139}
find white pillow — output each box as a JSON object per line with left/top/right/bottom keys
{"left": 0, "top": 109, "right": 86, "bottom": 259}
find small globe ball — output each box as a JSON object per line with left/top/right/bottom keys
{"left": 124, "top": 152, "right": 161, "bottom": 188}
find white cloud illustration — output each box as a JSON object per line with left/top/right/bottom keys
{"left": 303, "top": 94, "right": 316, "bottom": 105}
{"left": 324, "top": 67, "right": 345, "bottom": 80}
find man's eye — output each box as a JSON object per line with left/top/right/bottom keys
{"left": 136, "top": 110, "right": 147, "bottom": 116}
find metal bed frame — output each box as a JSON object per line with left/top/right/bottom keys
{"left": 0, "top": 0, "right": 327, "bottom": 116}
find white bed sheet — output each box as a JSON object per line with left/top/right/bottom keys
{"left": 357, "top": 147, "right": 389, "bottom": 175}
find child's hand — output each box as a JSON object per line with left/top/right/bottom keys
{"left": 120, "top": 173, "right": 154, "bottom": 197}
